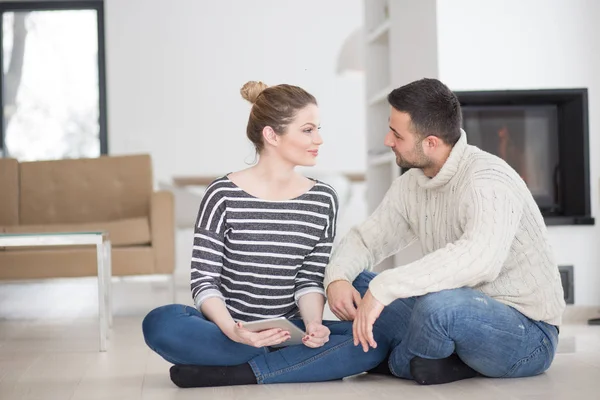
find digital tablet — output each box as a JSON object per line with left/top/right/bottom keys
{"left": 242, "top": 317, "right": 306, "bottom": 347}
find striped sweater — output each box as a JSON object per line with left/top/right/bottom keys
{"left": 191, "top": 176, "right": 339, "bottom": 322}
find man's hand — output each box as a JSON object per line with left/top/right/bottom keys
{"left": 327, "top": 280, "right": 363, "bottom": 321}
{"left": 353, "top": 289, "right": 384, "bottom": 352}
{"left": 302, "top": 321, "right": 331, "bottom": 348}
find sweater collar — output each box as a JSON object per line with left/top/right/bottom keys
{"left": 415, "top": 129, "right": 468, "bottom": 189}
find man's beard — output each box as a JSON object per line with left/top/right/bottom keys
{"left": 395, "top": 151, "right": 431, "bottom": 170}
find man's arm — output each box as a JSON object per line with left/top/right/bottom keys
{"left": 324, "top": 177, "right": 416, "bottom": 290}
{"left": 368, "top": 178, "right": 523, "bottom": 305}
{"left": 324, "top": 178, "right": 416, "bottom": 320}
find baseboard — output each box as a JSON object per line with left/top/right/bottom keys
{"left": 562, "top": 305, "right": 600, "bottom": 324}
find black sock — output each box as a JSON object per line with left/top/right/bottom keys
{"left": 367, "top": 357, "right": 394, "bottom": 376}
{"left": 410, "top": 353, "right": 478, "bottom": 385}
{"left": 170, "top": 363, "right": 257, "bottom": 388}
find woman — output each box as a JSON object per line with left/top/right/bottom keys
{"left": 142, "top": 81, "right": 389, "bottom": 388}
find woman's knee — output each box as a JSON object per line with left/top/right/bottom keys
{"left": 142, "top": 304, "right": 185, "bottom": 347}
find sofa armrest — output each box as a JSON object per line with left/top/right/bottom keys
{"left": 150, "top": 190, "right": 175, "bottom": 274}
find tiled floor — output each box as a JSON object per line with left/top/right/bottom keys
{"left": 1, "top": 277, "right": 599, "bottom": 400}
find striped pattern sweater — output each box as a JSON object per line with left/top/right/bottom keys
{"left": 191, "top": 176, "right": 338, "bottom": 322}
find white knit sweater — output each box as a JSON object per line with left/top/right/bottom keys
{"left": 324, "top": 130, "right": 566, "bottom": 326}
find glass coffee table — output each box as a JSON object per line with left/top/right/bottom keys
{"left": 0, "top": 231, "right": 112, "bottom": 351}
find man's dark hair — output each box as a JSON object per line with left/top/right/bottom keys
{"left": 387, "top": 78, "right": 462, "bottom": 146}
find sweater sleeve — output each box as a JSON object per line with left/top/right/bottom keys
{"left": 323, "top": 178, "right": 417, "bottom": 291}
{"left": 190, "top": 182, "right": 227, "bottom": 310}
{"left": 368, "top": 176, "right": 523, "bottom": 305}
{"left": 295, "top": 189, "right": 339, "bottom": 301}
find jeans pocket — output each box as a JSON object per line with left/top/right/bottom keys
{"left": 501, "top": 336, "right": 553, "bottom": 378}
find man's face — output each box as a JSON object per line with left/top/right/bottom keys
{"left": 384, "top": 108, "right": 432, "bottom": 169}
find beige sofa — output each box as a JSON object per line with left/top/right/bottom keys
{"left": 0, "top": 154, "right": 175, "bottom": 280}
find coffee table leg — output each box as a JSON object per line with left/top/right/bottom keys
{"left": 96, "top": 239, "right": 107, "bottom": 352}
{"left": 105, "top": 240, "right": 113, "bottom": 329}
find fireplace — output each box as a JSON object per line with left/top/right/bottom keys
{"left": 462, "top": 105, "right": 560, "bottom": 213}
{"left": 454, "top": 88, "right": 594, "bottom": 226}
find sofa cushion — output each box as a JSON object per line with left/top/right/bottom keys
{"left": 1, "top": 217, "right": 151, "bottom": 247}
{"left": 0, "top": 158, "right": 19, "bottom": 225}
{"left": 19, "top": 154, "right": 153, "bottom": 224}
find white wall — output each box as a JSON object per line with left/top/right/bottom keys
{"left": 437, "top": 0, "right": 600, "bottom": 305}
{"left": 103, "top": 0, "right": 600, "bottom": 305}
{"left": 104, "top": 0, "right": 365, "bottom": 183}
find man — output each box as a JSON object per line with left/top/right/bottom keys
{"left": 325, "top": 78, "right": 565, "bottom": 385}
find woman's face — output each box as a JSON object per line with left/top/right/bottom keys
{"left": 275, "top": 104, "right": 323, "bottom": 167}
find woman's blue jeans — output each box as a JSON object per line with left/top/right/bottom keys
{"left": 142, "top": 303, "right": 389, "bottom": 384}
{"left": 352, "top": 271, "right": 560, "bottom": 379}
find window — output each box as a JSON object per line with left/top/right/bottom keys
{"left": 0, "top": 1, "right": 107, "bottom": 161}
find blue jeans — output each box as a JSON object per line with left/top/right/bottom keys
{"left": 353, "top": 271, "right": 559, "bottom": 379}
{"left": 142, "top": 304, "right": 389, "bottom": 384}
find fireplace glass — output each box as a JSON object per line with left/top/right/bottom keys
{"left": 462, "top": 105, "right": 560, "bottom": 213}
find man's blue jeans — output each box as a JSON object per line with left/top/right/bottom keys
{"left": 353, "top": 271, "right": 560, "bottom": 379}
{"left": 142, "top": 304, "right": 389, "bottom": 384}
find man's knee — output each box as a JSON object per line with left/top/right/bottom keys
{"left": 352, "top": 271, "right": 378, "bottom": 295}
{"left": 413, "top": 288, "right": 485, "bottom": 321}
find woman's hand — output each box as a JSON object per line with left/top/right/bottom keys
{"left": 297, "top": 292, "right": 329, "bottom": 348}
{"left": 228, "top": 322, "right": 291, "bottom": 348}
{"left": 302, "top": 321, "right": 330, "bottom": 348}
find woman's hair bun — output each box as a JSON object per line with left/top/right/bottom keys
{"left": 240, "top": 81, "right": 268, "bottom": 104}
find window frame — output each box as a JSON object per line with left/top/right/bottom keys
{"left": 0, "top": 0, "right": 108, "bottom": 158}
